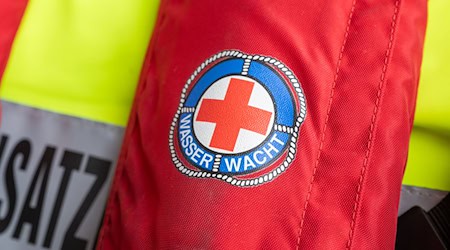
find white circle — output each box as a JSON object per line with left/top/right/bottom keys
{"left": 193, "top": 75, "right": 275, "bottom": 154}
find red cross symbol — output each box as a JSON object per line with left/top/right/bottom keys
{"left": 196, "top": 78, "right": 273, "bottom": 152}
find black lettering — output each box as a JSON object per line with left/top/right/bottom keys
{"left": 0, "top": 139, "right": 31, "bottom": 233}
{"left": 0, "top": 135, "right": 8, "bottom": 163}
{"left": 43, "top": 150, "right": 83, "bottom": 248}
{"left": 13, "top": 147, "right": 55, "bottom": 244}
{"left": 62, "top": 156, "right": 111, "bottom": 250}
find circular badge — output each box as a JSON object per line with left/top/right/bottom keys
{"left": 169, "top": 50, "right": 306, "bottom": 187}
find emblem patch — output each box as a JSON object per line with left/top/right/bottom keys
{"left": 169, "top": 50, "right": 306, "bottom": 187}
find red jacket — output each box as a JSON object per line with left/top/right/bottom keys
{"left": 0, "top": 0, "right": 427, "bottom": 249}
{"left": 97, "top": 0, "right": 427, "bottom": 249}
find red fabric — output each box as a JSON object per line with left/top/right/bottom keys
{"left": 0, "top": 0, "right": 27, "bottom": 82}
{"left": 0, "top": 0, "right": 28, "bottom": 121}
{"left": 97, "top": 0, "right": 427, "bottom": 249}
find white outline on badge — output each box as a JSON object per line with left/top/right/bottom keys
{"left": 168, "top": 50, "right": 307, "bottom": 187}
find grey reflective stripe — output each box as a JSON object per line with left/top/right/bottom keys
{"left": 399, "top": 185, "right": 448, "bottom": 216}
{"left": 0, "top": 101, "right": 124, "bottom": 250}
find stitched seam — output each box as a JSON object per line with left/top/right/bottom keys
{"left": 295, "top": 1, "right": 357, "bottom": 248}
{"left": 96, "top": 0, "right": 168, "bottom": 248}
{"left": 346, "top": 1, "right": 400, "bottom": 249}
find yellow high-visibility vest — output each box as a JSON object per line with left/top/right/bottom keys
{"left": 0, "top": 0, "right": 159, "bottom": 248}
{"left": 0, "top": 0, "right": 448, "bottom": 248}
